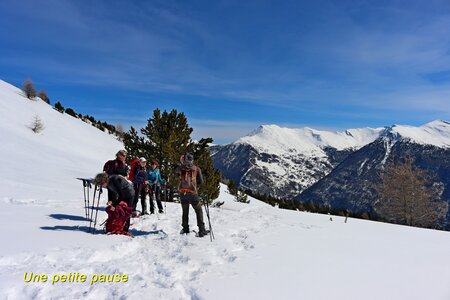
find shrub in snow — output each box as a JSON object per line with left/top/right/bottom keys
{"left": 29, "top": 115, "right": 45, "bottom": 134}
{"left": 236, "top": 190, "right": 250, "bottom": 204}
{"left": 22, "top": 79, "right": 36, "bottom": 99}
{"left": 38, "top": 90, "right": 50, "bottom": 104}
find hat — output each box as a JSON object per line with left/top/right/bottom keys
{"left": 116, "top": 150, "right": 127, "bottom": 157}
{"left": 139, "top": 157, "right": 147, "bottom": 163}
{"left": 151, "top": 160, "right": 158, "bottom": 166}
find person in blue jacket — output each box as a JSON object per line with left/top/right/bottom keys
{"left": 147, "top": 160, "right": 164, "bottom": 214}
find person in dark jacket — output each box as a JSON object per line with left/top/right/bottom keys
{"left": 176, "top": 153, "right": 208, "bottom": 237}
{"left": 132, "top": 157, "right": 148, "bottom": 215}
{"left": 95, "top": 172, "right": 135, "bottom": 232}
{"left": 146, "top": 160, "right": 164, "bottom": 214}
{"left": 103, "top": 150, "right": 128, "bottom": 176}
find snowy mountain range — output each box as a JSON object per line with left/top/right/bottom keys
{"left": 212, "top": 120, "right": 450, "bottom": 217}
{"left": 212, "top": 124, "right": 383, "bottom": 198}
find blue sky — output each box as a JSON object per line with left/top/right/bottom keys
{"left": 0, "top": 0, "right": 449, "bottom": 144}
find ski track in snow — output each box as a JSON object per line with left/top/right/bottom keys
{"left": 0, "top": 201, "right": 279, "bottom": 300}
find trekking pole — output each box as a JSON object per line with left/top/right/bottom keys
{"left": 164, "top": 182, "right": 167, "bottom": 215}
{"left": 86, "top": 180, "right": 91, "bottom": 220}
{"left": 89, "top": 185, "right": 97, "bottom": 232}
{"left": 92, "top": 186, "right": 103, "bottom": 234}
{"left": 153, "top": 186, "right": 160, "bottom": 220}
{"left": 203, "top": 195, "right": 215, "bottom": 242}
{"left": 82, "top": 180, "right": 88, "bottom": 221}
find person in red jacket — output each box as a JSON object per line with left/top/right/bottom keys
{"left": 103, "top": 150, "right": 128, "bottom": 177}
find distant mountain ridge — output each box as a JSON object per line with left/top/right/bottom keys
{"left": 212, "top": 120, "right": 450, "bottom": 209}
{"left": 212, "top": 124, "right": 384, "bottom": 198}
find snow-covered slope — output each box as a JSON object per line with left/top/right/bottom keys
{"left": 1, "top": 80, "right": 450, "bottom": 300}
{"left": 0, "top": 80, "right": 122, "bottom": 201}
{"left": 2, "top": 182, "right": 450, "bottom": 300}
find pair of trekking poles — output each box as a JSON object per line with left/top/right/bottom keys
{"left": 78, "top": 178, "right": 103, "bottom": 234}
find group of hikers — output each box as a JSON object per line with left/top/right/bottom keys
{"left": 94, "top": 150, "right": 210, "bottom": 238}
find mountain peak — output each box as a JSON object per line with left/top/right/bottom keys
{"left": 381, "top": 120, "right": 450, "bottom": 148}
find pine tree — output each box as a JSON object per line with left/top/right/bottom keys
{"left": 123, "top": 126, "right": 146, "bottom": 160}
{"left": 191, "top": 138, "right": 221, "bottom": 203}
{"left": 54, "top": 101, "right": 64, "bottom": 113}
{"left": 65, "top": 107, "right": 77, "bottom": 118}
{"left": 124, "top": 109, "right": 221, "bottom": 202}
{"left": 227, "top": 179, "right": 238, "bottom": 196}
{"left": 140, "top": 109, "right": 193, "bottom": 196}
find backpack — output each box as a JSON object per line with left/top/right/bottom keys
{"left": 105, "top": 201, "right": 133, "bottom": 237}
{"left": 178, "top": 165, "right": 198, "bottom": 194}
{"left": 128, "top": 159, "right": 140, "bottom": 182}
{"left": 134, "top": 169, "right": 146, "bottom": 184}
{"left": 103, "top": 160, "right": 118, "bottom": 175}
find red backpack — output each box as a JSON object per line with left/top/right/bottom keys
{"left": 128, "top": 159, "right": 140, "bottom": 181}
{"left": 105, "top": 201, "right": 133, "bottom": 237}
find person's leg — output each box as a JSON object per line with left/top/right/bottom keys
{"left": 132, "top": 184, "right": 139, "bottom": 210}
{"left": 149, "top": 187, "right": 155, "bottom": 213}
{"left": 181, "top": 200, "right": 190, "bottom": 233}
{"left": 140, "top": 186, "right": 147, "bottom": 214}
{"left": 191, "top": 197, "right": 206, "bottom": 233}
{"left": 155, "top": 186, "right": 163, "bottom": 212}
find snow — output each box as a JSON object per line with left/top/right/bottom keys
{"left": 1, "top": 79, "right": 450, "bottom": 300}
{"left": 255, "top": 158, "right": 287, "bottom": 177}
{"left": 236, "top": 124, "right": 383, "bottom": 156}
{"left": 0, "top": 80, "right": 123, "bottom": 202}
{"left": 387, "top": 120, "right": 450, "bottom": 148}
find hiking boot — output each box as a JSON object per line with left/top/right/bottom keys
{"left": 180, "top": 228, "right": 190, "bottom": 234}
{"left": 150, "top": 211, "right": 154, "bottom": 214}
{"left": 159, "top": 209, "right": 164, "bottom": 214}
{"left": 197, "top": 229, "right": 210, "bottom": 237}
